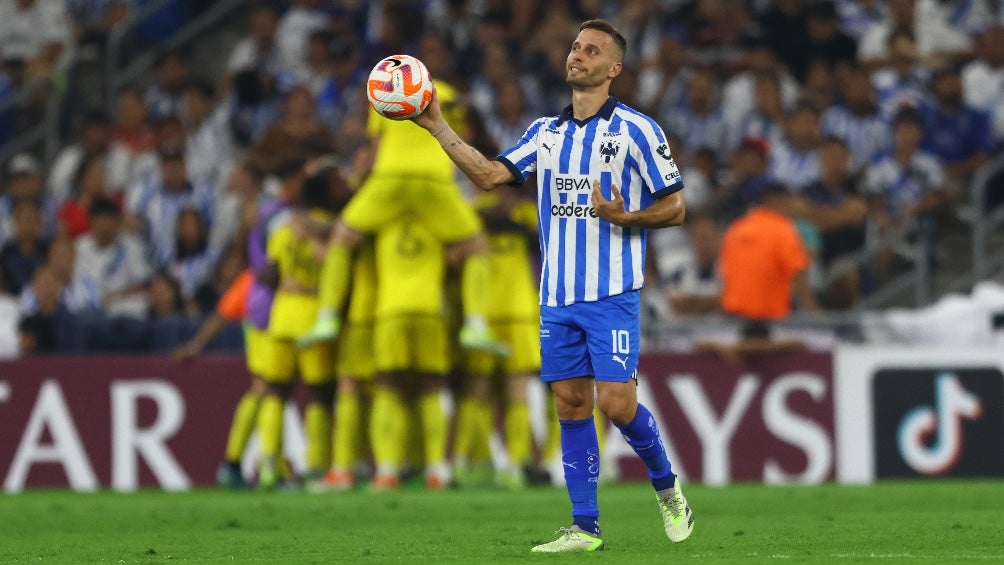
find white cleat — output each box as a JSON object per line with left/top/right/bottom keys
{"left": 530, "top": 526, "right": 605, "bottom": 553}
{"left": 657, "top": 480, "right": 694, "bottom": 542}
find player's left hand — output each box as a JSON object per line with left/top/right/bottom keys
{"left": 591, "top": 180, "right": 628, "bottom": 225}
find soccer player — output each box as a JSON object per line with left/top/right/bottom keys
{"left": 455, "top": 186, "right": 539, "bottom": 489}
{"left": 297, "top": 79, "right": 506, "bottom": 356}
{"left": 410, "top": 19, "right": 692, "bottom": 552}
{"left": 368, "top": 219, "right": 452, "bottom": 491}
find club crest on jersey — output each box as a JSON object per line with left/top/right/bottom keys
{"left": 656, "top": 143, "right": 676, "bottom": 165}
{"left": 599, "top": 140, "right": 621, "bottom": 164}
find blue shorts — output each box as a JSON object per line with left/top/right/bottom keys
{"left": 539, "top": 290, "right": 640, "bottom": 383}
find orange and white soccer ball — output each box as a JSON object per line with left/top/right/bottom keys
{"left": 366, "top": 54, "right": 433, "bottom": 120}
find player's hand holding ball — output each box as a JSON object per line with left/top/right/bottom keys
{"left": 366, "top": 54, "right": 444, "bottom": 133}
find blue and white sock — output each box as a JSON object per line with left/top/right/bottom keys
{"left": 616, "top": 403, "right": 676, "bottom": 492}
{"left": 560, "top": 416, "right": 601, "bottom": 535}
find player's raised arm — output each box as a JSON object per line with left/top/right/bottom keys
{"left": 412, "top": 87, "right": 515, "bottom": 191}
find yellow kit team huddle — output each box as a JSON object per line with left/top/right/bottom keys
{"left": 237, "top": 83, "right": 550, "bottom": 491}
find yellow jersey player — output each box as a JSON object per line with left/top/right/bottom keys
{"left": 257, "top": 167, "right": 342, "bottom": 489}
{"left": 299, "top": 38, "right": 506, "bottom": 358}
{"left": 368, "top": 219, "right": 451, "bottom": 491}
{"left": 313, "top": 242, "right": 377, "bottom": 492}
{"left": 454, "top": 186, "right": 541, "bottom": 488}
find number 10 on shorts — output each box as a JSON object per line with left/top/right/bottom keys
{"left": 611, "top": 330, "right": 630, "bottom": 354}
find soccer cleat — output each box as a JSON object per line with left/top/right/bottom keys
{"left": 369, "top": 473, "right": 400, "bottom": 492}
{"left": 530, "top": 526, "right": 604, "bottom": 553}
{"left": 458, "top": 325, "right": 509, "bottom": 357}
{"left": 310, "top": 469, "right": 355, "bottom": 493}
{"left": 216, "top": 461, "right": 248, "bottom": 489}
{"left": 257, "top": 457, "right": 278, "bottom": 491}
{"left": 495, "top": 467, "right": 526, "bottom": 490}
{"left": 296, "top": 315, "right": 340, "bottom": 348}
{"left": 657, "top": 480, "right": 695, "bottom": 542}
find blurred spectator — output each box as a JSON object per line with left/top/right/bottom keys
{"left": 664, "top": 69, "right": 729, "bottom": 160}
{"left": 871, "top": 29, "right": 931, "bottom": 118}
{"left": 483, "top": 81, "right": 535, "bottom": 155}
{"left": 708, "top": 138, "right": 774, "bottom": 223}
{"left": 728, "top": 72, "right": 787, "bottom": 151}
{"left": 180, "top": 79, "right": 232, "bottom": 188}
{"left": 962, "top": 27, "right": 1004, "bottom": 121}
{"left": 126, "top": 141, "right": 215, "bottom": 269}
{"left": 720, "top": 183, "right": 818, "bottom": 323}
{"left": 609, "top": 0, "right": 663, "bottom": 66}
{"left": 168, "top": 207, "right": 221, "bottom": 309}
{"left": 770, "top": 102, "right": 823, "bottom": 192}
{"left": 0, "top": 198, "right": 49, "bottom": 295}
{"left": 0, "top": 0, "right": 74, "bottom": 80}
{"left": 469, "top": 44, "right": 523, "bottom": 120}
{"left": 226, "top": 5, "right": 282, "bottom": 76}
{"left": 47, "top": 110, "right": 112, "bottom": 204}
{"left": 661, "top": 215, "right": 723, "bottom": 318}
{"left": 802, "top": 58, "right": 840, "bottom": 109}
{"left": 276, "top": 0, "right": 329, "bottom": 80}
{"left": 802, "top": 137, "right": 869, "bottom": 307}
{"left": 314, "top": 35, "right": 366, "bottom": 135}
{"left": 250, "top": 85, "right": 336, "bottom": 174}
{"left": 298, "top": 29, "right": 334, "bottom": 92}
{"left": 821, "top": 66, "right": 891, "bottom": 173}
{"left": 759, "top": 0, "right": 813, "bottom": 81}
{"left": 16, "top": 265, "right": 64, "bottom": 355}
{"left": 864, "top": 108, "right": 953, "bottom": 275}
{"left": 858, "top": 0, "right": 970, "bottom": 67}
{"left": 147, "top": 269, "right": 185, "bottom": 319}
{"left": 106, "top": 89, "right": 158, "bottom": 193}
{"left": 917, "top": 0, "right": 994, "bottom": 37}
{"left": 144, "top": 50, "right": 190, "bottom": 122}
{"left": 0, "top": 153, "right": 58, "bottom": 243}
{"left": 921, "top": 65, "right": 992, "bottom": 180}
{"left": 75, "top": 196, "right": 151, "bottom": 318}
{"left": 805, "top": 1, "right": 858, "bottom": 72}
{"left": 67, "top": 0, "right": 130, "bottom": 48}
{"left": 721, "top": 37, "right": 799, "bottom": 129}
{"left": 680, "top": 146, "right": 718, "bottom": 213}
{"left": 636, "top": 31, "right": 692, "bottom": 117}
{"left": 835, "top": 0, "right": 888, "bottom": 40}
{"left": 56, "top": 155, "right": 113, "bottom": 239}
{"left": 22, "top": 235, "right": 101, "bottom": 315}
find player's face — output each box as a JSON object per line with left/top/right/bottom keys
{"left": 566, "top": 29, "right": 621, "bottom": 90}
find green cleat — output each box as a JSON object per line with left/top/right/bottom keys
{"left": 657, "top": 480, "right": 694, "bottom": 542}
{"left": 296, "top": 315, "right": 340, "bottom": 348}
{"left": 459, "top": 325, "right": 509, "bottom": 357}
{"left": 531, "top": 526, "right": 604, "bottom": 553}
{"left": 257, "top": 457, "right": 278, "bottom": 491}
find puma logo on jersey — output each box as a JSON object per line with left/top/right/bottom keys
{"left": 542, "top": 142, "right": 553, "bottom": 154}
{"left": 612, "top": 355, "right": 628, "bottom": 370}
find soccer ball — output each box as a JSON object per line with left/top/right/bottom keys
{"left": 366, "top": 54, "right": 433, "bottom": 120}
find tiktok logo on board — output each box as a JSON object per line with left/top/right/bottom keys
{"left": 872, "top": 368, "right": 1004, "bottom": 478}
{"left": 896, "top": 373, "right": 982, "bottom": 476}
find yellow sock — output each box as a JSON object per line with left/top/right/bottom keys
{"left": 370, "top": 386, "right": 406, "bottom": 470}
{"left": 461, "top": 253, "right": 490, "bottom": 319}
{"left": 419, "top": 392, "right": 448, "bottom": 467}
{"left": 333, "top": 390, "right": 360, "bottom": 470}
{"left": 305, "top": 402, "right": 332, "bottom": 472}
{"left": 505, "top": 401, "right": 532, "bottom": 468}
{"left": 224, "top": 392, "right": 261, "bottom": 463}
{"left": 470, "top": 398, "right": 493, "bottom": 463}
{"left": 453, "top": 397, "right": 477, "bottom": 460}
{"left": 319, "top": 242, "right": 353, "bottom": 311}
{"left": 257, "top": 395, "right": 284, "bottom": 459}
{"left": 594, "top": 407, "right": 606, "bottom": 453}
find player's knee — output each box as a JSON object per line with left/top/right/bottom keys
{"left": 596, "top": 390, "right": 636, "bottom": 426}
{"left": 337, "top": 376, "right": 360, "bottom": 394}
{"left": 334, "top": 221, "right": 364, "bottom": 248}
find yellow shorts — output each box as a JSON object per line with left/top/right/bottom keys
{"left": 260, "top": 339, "right": 334, "bottom": 386}
{"left": 466, "top": 321, "right": 541, "bottom": 377}
{"left": 336, "top": 322, "right": 375, "bottom": 381}
{"left": 374, "top": 315, "right": 449, "bottom": 375}
{"left": 342, "top": 175, "right": 481, "bottom": 243}
{"left": 269, "top": 292, "right": 319, "bottom": 340}
{"left": 243, "top": 324, "right": 272, "bottom": 378}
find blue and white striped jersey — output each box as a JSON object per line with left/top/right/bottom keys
{"left": 496, "top": 97, "right": 684, "bottom": 307}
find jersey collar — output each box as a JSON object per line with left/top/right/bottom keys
{"left": 556, "top": 96, "right": 618, "bottom": 126}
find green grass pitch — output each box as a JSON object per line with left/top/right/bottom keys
{"left": 1, "top": 481, "right": 1001, "bottom": 563}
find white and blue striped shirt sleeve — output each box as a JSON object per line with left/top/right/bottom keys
{"left": 496, "top": 118, "right": 546, "bottom": 185}
{"left": 625, "top": 114, "right": 683, "bottom": 197}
